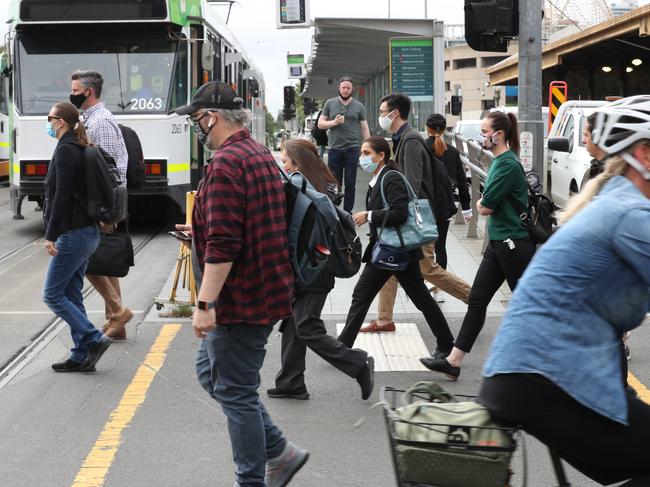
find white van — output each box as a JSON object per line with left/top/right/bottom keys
{"left": 546, "top": 101, "right": 607, "bottom": 208}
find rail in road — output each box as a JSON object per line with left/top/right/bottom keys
{"left": 0, "top": 222, "right": 169, "bottom": 390}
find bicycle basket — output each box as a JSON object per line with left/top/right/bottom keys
{"left": 381, "top": 385, "right": 517, "bottom": 487}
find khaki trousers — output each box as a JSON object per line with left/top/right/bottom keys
{"left": 86, "top": 274, "right": 123, "bottom": 320}
{"left": 378, "top": 242, "right": 471, "bottom": 322}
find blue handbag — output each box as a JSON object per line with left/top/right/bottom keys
{"left": 371, "top": 241, "right": 410, "bottom": 271}
{"left": 377, "top": 171, "right": 438, "bottom": 251}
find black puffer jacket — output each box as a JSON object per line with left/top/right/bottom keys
{"left": 44, "top": 132, "right": 95, "bottom": 241}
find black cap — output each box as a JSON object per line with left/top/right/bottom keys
{"left": 426, "top": 113, "right": 446, "bottom": 131}
{"left": 175, "top": 81, "right": 243, "bottom": 115}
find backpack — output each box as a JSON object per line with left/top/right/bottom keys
{"left": 80, "top": 145, "right": 128, "bottom": 225}
{"left": 406, "top": 134, "right": 457, "bottom": 221}
{"left": 507, "top": 165, "right": 556, "bottom": 244}
{"left": 283, "top": 171, "right": 362, "bottom": 287}
{"left": 119, "top": 124, "right": 146, "bottom": 189}
{"left": 310, "top": 111, "right": 328, "bottom": 147}
{"left": 330, "top": 206, "right": 362, "bottom": 278}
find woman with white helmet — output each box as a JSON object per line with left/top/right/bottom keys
{"left": 478, "top": 95, "right": 650, "bottom": 486}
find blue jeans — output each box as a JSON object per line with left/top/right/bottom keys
{"left": 196, "top": 324, "right": 286, "bottom": 487}
{"left": 43, "top": 225, "right": 102, "bottom": 363}
{"left": 328, "top": 146, "right": 360, "bottom": 212}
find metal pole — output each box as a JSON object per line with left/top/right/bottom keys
{"left": 432, "top": 20, "right": 445, "bottom": 116}
{"left": 518, "top": 0, "right": 545, "bottom": 183}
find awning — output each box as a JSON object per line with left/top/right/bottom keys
{"left": 487, "top": 4, "right": 650, "bottom": 85}
{"left": 303, "top": 18, "right": 436, "bottom": 99}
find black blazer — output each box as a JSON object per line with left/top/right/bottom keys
{"left": 362, "top": 167, "right": 422, "bottom": 263}
{"left": 44, "top": 132, "right": 95, "bottom": 241}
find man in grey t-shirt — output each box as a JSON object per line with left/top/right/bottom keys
{"left": 318, "top": 76, "right": 370, "bottom": 212}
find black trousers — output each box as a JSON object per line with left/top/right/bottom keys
{"left": 275, "top": 291, "right": 368, "bottom": 391}
{"left": 433, "top": 218, "right": 450, "bottom": 270}
{"left": 337, "top": 260, "right": 455, "bottom": 352}
{"left": 479, "top": 373, "right": 650, "bottom": 486}
{"left": 455, "top": 238, "right": 535, "bottom": 353}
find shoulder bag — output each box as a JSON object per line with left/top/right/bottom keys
{"left": 86, "top": 232, "right": 134, "bottom": 278}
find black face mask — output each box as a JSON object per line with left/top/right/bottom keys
{"left": 338, "top": 90, "right": 351, "bottom": 101}
{"left": 69, "top": 92, "right": 87, "bottom": 109}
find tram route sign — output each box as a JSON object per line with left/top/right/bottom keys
{"left": 276, "top": 0, "right": 311, "bottom": 29}
{"left": 389, "top": 37, "right": 434, "bottom": 102}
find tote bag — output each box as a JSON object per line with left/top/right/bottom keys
{"left": 377, "top": 170, "right": 438, "bottom": 251}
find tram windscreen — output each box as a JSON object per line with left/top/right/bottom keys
{"left": 20, "top": 0, "right": 167, "bottom": 21}
{"left": 17, "top": 35, "right": 187, "bottom": 115}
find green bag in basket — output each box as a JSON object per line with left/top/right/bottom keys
{"left": 389, "top": 382, "right": 515, "bottom": 487}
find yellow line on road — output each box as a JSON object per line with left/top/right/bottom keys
{"left": 628, "top": 372, "right": 650, "bottom": 404}
{"left": 71, "top": 324, "right": 182, "bottom": 487}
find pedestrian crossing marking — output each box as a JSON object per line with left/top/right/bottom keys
{"left": 71, "top": 324, "right": 182, "bottom": 487}
{"left": 335, "top": 323, "right": 429, "bottom": 372}
{"left": 628, "top": 373, "right": 650, "bottom": 405}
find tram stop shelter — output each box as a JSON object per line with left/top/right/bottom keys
{"left": 486, "top": 5, "right": 650, "bottom": 100}
{"left": 302, "top": 18, "right": 445, "bottom": 133}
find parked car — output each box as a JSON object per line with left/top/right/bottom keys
{"left": 450, "top": 119, "right": 482, "bottom": 143}
{"left": 546, "top": 100, "right": 606, "bottom": 208}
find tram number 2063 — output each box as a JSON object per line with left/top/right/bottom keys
{"left": 129, "top": 97, "right": 163, "bottom": 110}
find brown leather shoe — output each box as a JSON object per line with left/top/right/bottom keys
{"left": 359, "top": 320, "right": 396, "bottom": 333}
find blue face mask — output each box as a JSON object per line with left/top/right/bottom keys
{"left": 46, "top": 121, "right": 57, "bottom": 138}
{"left": 359, "top": 155, "right": 378, "bottom": 173}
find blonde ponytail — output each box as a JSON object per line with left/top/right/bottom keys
{"left": 558, "top": 156, "right": 627, "bottom": 224}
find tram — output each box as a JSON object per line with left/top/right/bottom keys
{"left": 2, "top": 0, "right": 265, "bottom": 218}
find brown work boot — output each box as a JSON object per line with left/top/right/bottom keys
{"left": 359, "top": 320, "right": 396, "bottom": 333}
{"left": 103, "top": 308, "right": 133, "bottom": 340}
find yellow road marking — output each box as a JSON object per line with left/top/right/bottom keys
{"left": 628, "top": 372, "right": 650, "bottom": 404}
{"left": 71, "top": 324, "right": 182, "bottom": 487}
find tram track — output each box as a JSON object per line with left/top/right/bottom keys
{"left": 0, "top": 222, "right": 169, "bottom": 391}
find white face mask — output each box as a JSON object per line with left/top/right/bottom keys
{"left": 359, "top": 155, "right": 379, "bottom": 173}
{"left": 378, "top": 111, "right": 394, "bottom": 132}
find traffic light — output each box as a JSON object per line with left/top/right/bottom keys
{"left": 464, "top": 0, "right": 518, "bottom": 52}
{"left": 451, "top": 95, "right": 463, "bottom": 116}
{"left": 283, "top": 85, "right": 295, "bottom": 121}
{"left": 303, "top": 97, "right": 316, "bottom": 115}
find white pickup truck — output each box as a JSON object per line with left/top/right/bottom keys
{"left": 546, "top": 100, "right": 607, "bottom": 208}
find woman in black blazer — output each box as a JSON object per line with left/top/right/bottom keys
{"left": 337, "top": 136, "right": 454, "bottom": 357}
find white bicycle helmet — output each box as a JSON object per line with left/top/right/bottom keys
{"left": 592, "top": 95, "right": 650, "bottom": 155}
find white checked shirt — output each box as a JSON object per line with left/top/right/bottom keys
{"left": 82, "top": 102, "right": 128, "bottom": 185}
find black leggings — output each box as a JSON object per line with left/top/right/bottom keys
{"left": 455, "top": 238, "right": 535, "bottom": 353}
{"left": 434, "top": 218, "right": 450, "bottom": 269}
{"left": 479, "top": 373, "right": 650, "bottom": 486}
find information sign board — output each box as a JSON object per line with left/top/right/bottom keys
{"left": 389, "top": 37, "right": 434, "bottom": 101}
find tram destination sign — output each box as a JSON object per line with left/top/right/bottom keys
{"left": 389, "top": 37, "right": 434, "bottom": 102}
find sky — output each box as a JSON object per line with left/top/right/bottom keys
{"left": 0, "top": 0, "right": 647, "bottom": 114}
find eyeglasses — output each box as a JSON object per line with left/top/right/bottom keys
{"left": 378, "top": 109, "right": 393, "bottom": 116}
{"left": 187, "top": 111, "right": 215, "bottom": 131}
{"left": 47, "top": 116, "right": 61, "bottom": 122}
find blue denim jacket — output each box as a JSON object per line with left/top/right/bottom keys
{"left": 483, "top": 176, "right": 650, "bottom": 425}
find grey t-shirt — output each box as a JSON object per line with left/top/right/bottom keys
{"left": 322, "top": 97, "right": 367, "bottom": 150}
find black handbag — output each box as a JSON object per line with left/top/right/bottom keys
{"left": 371, "top": 241, "right": 409, "bottom": 271}
{"left": 86, "top": 232, "right": 134, "bottom": 278}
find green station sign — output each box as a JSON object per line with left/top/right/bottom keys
{"left": 389, "top": 38, "right": 434, "bottom": 102}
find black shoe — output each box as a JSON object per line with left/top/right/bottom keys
{"left": 81, "top": 337, "right": 113, "bottom": 371}
{"left": 419, "top": 357, "right": 460, "bottom": 381}
{"left": 432, "top": 348, "right": 450, "bottom": 360}
{"left": 52, "top": 359, "right": 95, "bottom": 373}
{"left": 267, "top": 387, "right": 310, "bottom": 400}
{"left": 356, "top": 356, "right": 375, "bottom": 400}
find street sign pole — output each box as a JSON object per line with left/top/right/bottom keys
{"left": 518, "top": 0, "right": 545, "bottom": 185}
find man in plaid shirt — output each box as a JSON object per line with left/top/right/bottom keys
{"left": 70, "top": 70, "right": 133, "bottom": 340}
{"left": 176, "top": 81, "right": 308, "bottom": 487}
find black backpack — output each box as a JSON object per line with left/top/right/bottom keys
{"left": 80, "top": 145, "right": 128, "bottom": 224}
{"left": 330, "top": 206, "right": 362, "bottom": 279}
{"left": 507, "top": 165, "right": 556, "bottom": 244}
{"left": 310, "top": 111, "right": 328, "bottom": 147}
{"left": 119, "top": 124, "right": 145, "bottom": 189}
{"left": 406, "top": 134, "right": 457, "bottom": 222}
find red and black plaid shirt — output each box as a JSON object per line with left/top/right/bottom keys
{"left": 192, "top": 129, "right": 293, "bottom": 326}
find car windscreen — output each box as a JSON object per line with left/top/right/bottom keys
{"left": 17, "top": 35, "right": 182, "bottom": 115}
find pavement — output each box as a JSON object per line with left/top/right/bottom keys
{"left": 1, "top": 170, "right": 648, "bottom": 487}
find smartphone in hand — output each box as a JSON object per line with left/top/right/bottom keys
{"left": 168, "top": 230, "right": 192, "bottom": 241}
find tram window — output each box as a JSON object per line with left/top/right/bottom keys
{"left": 0, "top": 77, "right": 7, "bottom": 116}
{"left": 170, "top": 44, "right": 188, "bottom": 112}
{"left": 20, "top": 0, "right": 166, "bottom": 21}
{"left": 17, "top": 36, "right": 180, "bottom": 114}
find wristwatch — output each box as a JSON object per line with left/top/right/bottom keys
{"left": 197, "top": 300, "right": 216, "bottom": 311}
